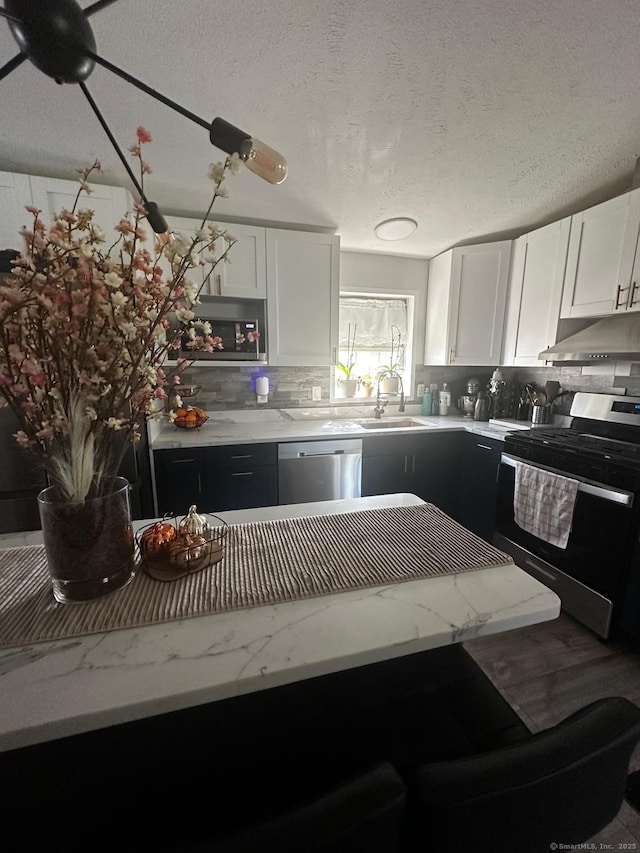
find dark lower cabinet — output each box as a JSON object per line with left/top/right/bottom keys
{"left": 458, "top": 435, "right": 503, "bottom": 541}
{"left": 154, "top": 431, "right": 500, "bottom": 530}
{"left": 362, "top": 432, "right": 464, "bottom": 516}
{"left": 154, "top": 443, "right": 278, "bottom": 516}
{"left": 205, "top": 443, "right": 278, "bottom": 512}
{"left": 153, "top": 447, "right": 208, "bottom": 516}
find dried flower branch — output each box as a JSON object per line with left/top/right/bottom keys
{"left": 0, "top": 129, "right": 238, "bottom": 502}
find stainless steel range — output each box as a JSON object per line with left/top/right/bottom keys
{"left": 494, "top": 392, "right": 640, "bottom": 639}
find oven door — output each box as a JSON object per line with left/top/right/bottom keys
{"left": 494, "top": 453, "right": 637, "bottom": 638}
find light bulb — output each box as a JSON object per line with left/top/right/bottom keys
{"left": 210, "top": 118, "right": 288, "bottom": 184}
{"left": 243, "top": 138, "right": 288, "bottom": 185}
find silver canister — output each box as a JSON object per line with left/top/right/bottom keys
{"left": 531, "top": 405, "right": 551, "bottom": 425}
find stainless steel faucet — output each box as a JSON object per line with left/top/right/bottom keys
{"left": 374, "top": 373, "right": 406, "bottom": 418}
{"left": 373, "top": 380, "right": 386, "bottom": 418}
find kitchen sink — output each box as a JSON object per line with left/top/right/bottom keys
{"left": 357, "top": 418, "right": 430, "bottom": 429}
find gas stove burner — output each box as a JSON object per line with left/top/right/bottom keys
{"left": 511, "top": 427, "right": 640, "bottom": 460}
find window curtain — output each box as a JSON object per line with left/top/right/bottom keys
{"left": 339, "top": 298, "right": 408, "bottom": 348}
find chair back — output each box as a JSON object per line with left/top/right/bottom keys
{"left": 210, "top": 761, "right": 406, "bottom": 853}
{"left": 408, "top": 697, "right": 640, "bottom": 852}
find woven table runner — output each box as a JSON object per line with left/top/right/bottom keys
{"left": 0, "top": 503, "right": 512, "bottom": 649}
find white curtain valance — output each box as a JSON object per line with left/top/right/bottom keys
{"left": 339, "top": 298, "right": 408, "bottom": 348}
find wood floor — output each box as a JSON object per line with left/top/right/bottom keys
{"left": 464, "top": 612, "right": 640, "bottom": 847}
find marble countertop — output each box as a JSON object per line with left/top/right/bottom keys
{"left": 150, "top": 405, "right": 532, "bottom": 449}
{"left": 0, "top": 493, "right": 560, "bottom": 753}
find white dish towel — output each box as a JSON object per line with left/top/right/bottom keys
{"left": 513, "top": 461, "right": 580, "bottom": 550}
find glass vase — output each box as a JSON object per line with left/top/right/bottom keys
{"left": 38, "top": 476, "right": 135, "bottom": 604}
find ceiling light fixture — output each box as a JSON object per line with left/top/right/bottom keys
{"left": 374, "top": 218, "right": 418, "bottom": 241}
{"left": 0, "top": 0, "right": 288, "bottom": 233}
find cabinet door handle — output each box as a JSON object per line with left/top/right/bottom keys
{"left": 404, "top": 455, "right": 408, "bottom": 474}
{"left": 332, "top": 347, "right": 337, "bottom": 365}
{"left": 476, "top": 444, "right": 493, "bottom": 451}
{"left": 216, "top": 273, "right": 222, "bottom": 295}
{"left": 449, "top": 347, "right": 454, "bottom": 364}
{"left": 170, "top": 458, "right": 197, "bottom": 464}
{"left": 197, "top": 473, "right": 202, "bottom": 492}
{"left": 630, "top": 282, "right": 639, "bottom": 308}
{"left": 615, "top": 283, "right": 628, "bottom": 309}
{"left": 411, "top": 454, "right": 416, "bottom": 474}
{"left": 231, "top": 454, "right": 252, "bottom": 459}
{"left": 232, "top": 471, "right": 254, "bottom": 477}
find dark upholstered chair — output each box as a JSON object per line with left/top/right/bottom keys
{"left": 196, "top": 761, "right": 406, "bottom": 853}
{"left": 405, "top": 696, "right": 640, "bottom": 852}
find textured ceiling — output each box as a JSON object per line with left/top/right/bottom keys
{"left": 2, "top": 0, "right": 640, "bottom": 258}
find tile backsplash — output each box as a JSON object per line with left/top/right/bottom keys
{"left": 176, "top": 363, "right": 640, "bottom": 414}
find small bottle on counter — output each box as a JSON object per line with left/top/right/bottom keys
{"left": 430, "top": 384, "right": 440, "bottom": 416}
{"left": 421, "top": 388, "right": 432, "bottom": 415}
{"left": 439, "top": 382, "right": 451, "bottom": 416}
{"left": 416, "top": 383, "right": 425, "bottom": 399}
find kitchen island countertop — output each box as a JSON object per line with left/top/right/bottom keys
{"left": 0, "top": 493, "right": 560, "bottom": 752}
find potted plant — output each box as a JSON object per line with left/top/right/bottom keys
{"left": 336, "top": 323, "right": 358, "bottom": 398}
{"left": 376, "top": 326, "right": 404, "bottom": 394}
{"left": 359, "top": 373, "right": 375, "bottom": 398}
{"left": 0, "top": 128, "right": 239, "bottom": 603}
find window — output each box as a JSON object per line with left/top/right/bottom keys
{"left": 336, "top": 294, "right": 414, "bottom": 399}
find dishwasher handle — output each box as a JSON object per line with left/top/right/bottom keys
{"left": 300, "top": 449, "right": 349, "bottom": 457}
{"left": 278, "top": 439, "right": 363, "bottom": 461}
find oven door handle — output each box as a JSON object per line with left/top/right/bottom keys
{"left": 500, "top": 453, "right": 634, "bottom": 507}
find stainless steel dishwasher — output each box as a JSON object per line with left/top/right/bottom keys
{"left": 278, "top": 439, "right": 362, "bottom": 505}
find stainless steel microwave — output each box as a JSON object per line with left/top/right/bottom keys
{"left": 179, "top": 318, "right": 265, "bottom": 361}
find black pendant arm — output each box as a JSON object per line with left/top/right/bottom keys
{"left": 84, "top": 0, "right": 121, "bottom": 17}
{"left": 85, "top": 49, "right": 209, "bottom": 131}
{"left": 79, "top": 81, "right": 168, "bottom": 233}
{"left": 0, "top": 7, "right": 22, "bottom": 23}
{"left": 0, "top": 51, "right": 25, "bottom": 82}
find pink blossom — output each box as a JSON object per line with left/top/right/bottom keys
{"left": 136, "top": 126, "right": 153, "bottom": 144}
{"left": 25, "top": 204, "right": 41, "bottom": 215}
{"left": 115, "top": 218, "right": 135, "bottom": 235}
{"left": 14, "top": 431, "right": 32, "bottom": 447}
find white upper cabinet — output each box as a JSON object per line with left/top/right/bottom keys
{"left": 424, "top": 241, "right": 512, "bottom": 366}
{"left": 0, "top": 171, "right": 34, "bottom": 251}
{"left": 266, "top": 230, "right": 340, "bottom": 366}
{"left": 502, "top": 218, "right": 571, "bottom": 366}
{"left": 162, "top": 217, "right": 267, "bottom": 299}
{"left": 561, "top": 189, "right": 640, "bottom": 318}
{"left": 215, "top": 223, "right": 266, "bottom": 299}
{"left": 29, "top": 176, "right": 132, "bottom": 247}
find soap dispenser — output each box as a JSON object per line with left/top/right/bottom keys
{"left": 439, "top": 383, "right": 451, "bottom": 416}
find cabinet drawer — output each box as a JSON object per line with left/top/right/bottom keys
{"left": 207, "top": 443, "right": 277, "bottom": 469}
{"left": 468, "top": 435, "right": 504, "bottom": 462}
{"left": 207, "top": 467, "right": 278, "bottom": 512}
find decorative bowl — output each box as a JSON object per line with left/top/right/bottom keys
{"left": 173, "top": 406, "right": 209, "bottom": 429}
{"left": 136, "top": 512, "right": 228, "bottom": 582}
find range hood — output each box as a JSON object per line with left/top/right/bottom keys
{"left": 538, "top": 314, "right": 640, "bottom": 363}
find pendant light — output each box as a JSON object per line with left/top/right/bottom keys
{"left": 0, "top": 0, "right": 288, "bottom": 233}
